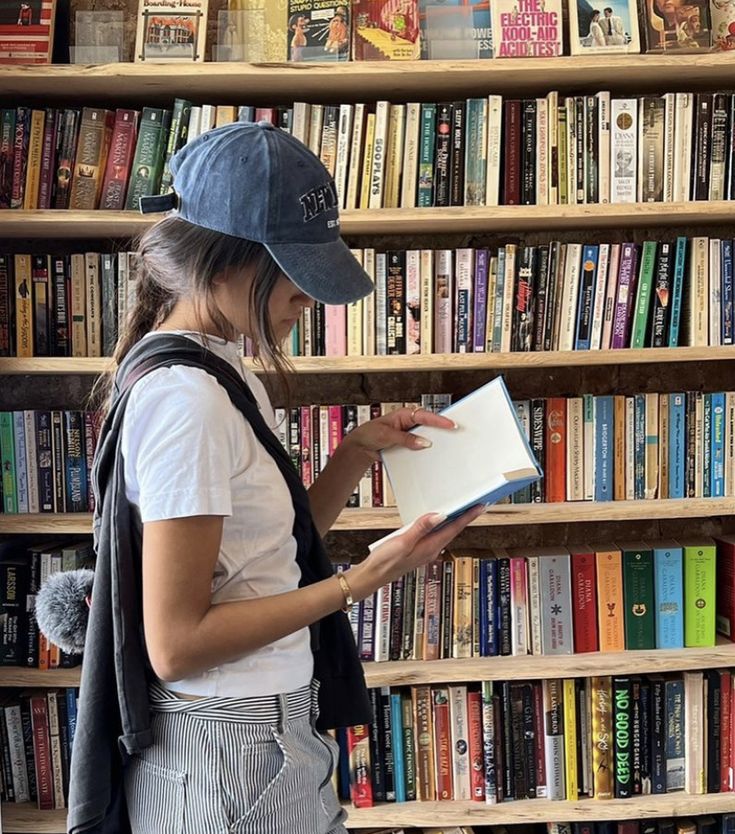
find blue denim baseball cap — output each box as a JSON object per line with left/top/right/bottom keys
{"left": 139, "top": 121, "right": 374, "bottom": 306}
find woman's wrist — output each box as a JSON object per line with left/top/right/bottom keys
{"left": 339, "top": 559, "right": 389, "bottom": 603}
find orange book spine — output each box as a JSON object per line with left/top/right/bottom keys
{"left": 545, "top": 397, "right": 567, "bottom": 503}
{"left": 433, "top": 687, "right": 453, "bottom": 799}
{"left": 596, "top": 548, "right": 625, "bottom": 651}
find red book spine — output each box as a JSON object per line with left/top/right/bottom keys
{"left": 716, "top": 538, "right": 735, "bottom": 638}
{"left": 723, "top": 670, "right": 733, "bottom": 792}
{"left": 328, "top": 405, "right": 342, "bottom": 459}
{"left": 346, "top": 724, "right": 373, "bottom": 808}
{"left": 467, "top": 690, "right": 485, "bottom": 801}
{"left": 370, "top": 402, "right": 383, "bottom": 507}
{"left": 571, "top": 549, "right": 599, "bottom": 653}
{"left": 299, "top": 406, "right": 312, "bottom": 488}
{"left": 422, "top": 560, "right": 443, "bottom": 662}
{"left": 99, "top": 109, "right": 139, "bottom": 211}
{"left": 30, "top": 695, "right": 53, "bottom": 810}
{"left": 433, "top": 691, "right": 453, "bottom": 799}
{"left": 532, "top": 680, "right": 546, "bottom": 796}
{"left": 37, "top": 109, "right": 58, "bottom": 209}
{"left": 255, "top": 108, "right": 276, "bottom": 124}
{"left": 502, "top": 100, "right": 521, "bottom": 206}
{"left": 545, "top": 397, "right": 567, "bottom": 503}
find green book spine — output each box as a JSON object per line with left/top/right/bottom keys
{"left": 159, "top": 98, "right": 193, "bottom": 195}
{"left": 0, "top": 411, "right": 17, "bottom": 513}
{"left": 630, "top": 240, "right": 658, "bottom": 348}
{"left": 684, "top": 542, "right": 717, "bottom": 647}
{"left": 417, "top": 103, "right": 436, "bottom": 208}
{"left": 124, "top": 107, "right": 172, "bottom": 210}
{"left": 401, "top": 691, "right": 416, "bottom": 801}
{"left": 464, "top": 98, "right": 487, "bottom": 207}
{"left": 622, "top": 545, "right": 655, "bottom": 649}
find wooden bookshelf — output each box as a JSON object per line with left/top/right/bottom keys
{"left": 2, "top": 54, "right": 735, "bottom": 102}
{"left": 0, "top": 345, "right": 733, "bottom": 376}
{"left": 1, "top": 497, "right": 732, "bottom": 535}
{"left": 0, "top": 668, "right": 81, "bottom": 688}
{"left": 363, "top": 636, "right": 735, "bottom": 687}
{"left": 343, "top": 793, "right": 735, "bottom": 827}
{"left": 3, "top": 201, "right": 735, "bottom": 238}
{"left": 1, "top": 804, "right": 66, "bottom": 834}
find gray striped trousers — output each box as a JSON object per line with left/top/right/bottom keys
{"left": 124, "top": 680, "right": 349, "bottom": 834}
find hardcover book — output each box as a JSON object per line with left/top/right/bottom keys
{"left": 491, "top": 0, "right": 562, "bottom": 56}
{"left": 352, "top": 0, "right": 421, "bottom": 59}
{"left": 642, "top": 0, "right": 711, "bottom": 51}
{"left": 287, "top": 0, "right": 350, "bottom": 61}
{"left": 134, "top": 0, "right": 208, "bottom": 61}
{"left": 0, "top": 0, "right": 56, "bottom": 63}
{"left": 568, "top": 0, "right": 640, "bottom": 54}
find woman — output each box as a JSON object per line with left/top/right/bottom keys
{"left": 68, "top": 121, "right": 483, "bottom": 834}
{"left": 589, "top": 10, "right": 607, "bottom": 46}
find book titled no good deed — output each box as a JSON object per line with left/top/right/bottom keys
{"left": 370, "top": 376, "right": 542, "bottom": 550}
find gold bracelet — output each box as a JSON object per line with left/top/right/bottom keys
{"left": 335, "top": 568, "right": 354, "bottom": 614}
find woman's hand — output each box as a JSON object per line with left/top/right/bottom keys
{"left": 346, "top": 504, "right": 487, "bottom": 600}
{"left": 343, "top": 406, "right": 457, "bottom": 462}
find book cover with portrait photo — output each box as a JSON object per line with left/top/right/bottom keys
{"left": 568, "top": 0, "right": 640, "bottom": 53}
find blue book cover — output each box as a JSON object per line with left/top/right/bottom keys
{"left": 634, "top": 395, "right": 646, "bottom": 500}
{"left": 65, "top": 687, "right": 78, "bottom": 747}
{"left": 390, "top": 692, "right": 406, "bottom": 801}
{"left": 668, "top": 393, "right": 686, "bottom": 498}
{"left": 418, "top": 0, "right": 493, "bottom": 59}
{"left": 703, "top": 394, "right": 712, "bottom": 498}
{"left": 653, "top": 544, "right": 684, "bottom": 649}
{"left": 722, "top": 239, "right": 734, "bottom": 345}
{"left": 594, "top": 395, "right": 614, "bottom": 501}
{"left": 575, "top": 244, "right": 599, "bottom": 351}
{"left": 711, "top": 391, "right": 726, "bottom": 497}
{"left": 722, "top": 814, "right": 735, "bottom": 834}
{"left": 668, "top": 236, "right": 687, "bottom": 347}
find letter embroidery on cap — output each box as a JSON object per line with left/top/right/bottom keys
{"left": 299, "top": 182, "right": 339, "bottom": 223}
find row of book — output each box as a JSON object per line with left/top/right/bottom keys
{"left": 271, "top": 389, "right": 735, "bottom": 507}
{"left": 340, "top": 536, "right": 733, "bottom": 664}
{"left": 336, "top": 671, "right": 735, "bottom": 806}
{"left": 4, "top": 234, "right": 727, "bottom": 361}
{"left": 0, "top": 411, "right": 98, "bottom": 515}
{"left": 3, "top": 90, "right": 735, "bottom": 216}
{"left": 374, "top": 819, "right": 735, "bottom": 834}
{"left": 0, "top": 687, "right": 78, "bottom": 809}
{"left": 0, "top": 539, "right": 91, "bottom": 669}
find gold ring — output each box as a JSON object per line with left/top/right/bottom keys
{"left": 410, "top": 406, "right": 421, "bottom": 422}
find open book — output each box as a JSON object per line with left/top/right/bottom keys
{"left": 370, "top": 377, "right": 542, "bottom": 550}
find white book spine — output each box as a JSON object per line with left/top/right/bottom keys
{"left": 710, "top": 238, "right": 722, "bottom": 347}
{"left": 455, "top": 248, "right": 473, "bottom": 353}
{"left": 357, "top": 404, "right": 373, "bottom": 506}
{"left": 485, "top": 95, "right": 503, "bottom": 207}
{"left": 186, "top": 106, "right": 202, "bottom": 144}
{"left": 274, "top": 408, "right": 288, "bottom": 453}
{"left": 374, "top": 583, "right": 391, "bottom": 661}
{"left": 334, "top": 104, "right": 353, "bottom": 209}
{"left": 23, "top": 409, "right": 39, "bottom": 513}
{"left": 345, "top": 103, "right": 365, "bottom": 211}
{"left": 536, "top": 97, "right": 549, "bottom": 205}
{"left": 566, "top": 97, "right": 577, "bottom": 205}
{"left": 636, "top": 98, "right": 645, "bottom": 204}
{"left": 610, "top": 98, "right": 638, "bottom": 204}
{"left": 401, "top": 102, "right": 421, "bottom": 209}
{"left": 589, "top": 243, "right": 610, "bottom": 350}
{"left": 375, "top": 252, "right": 388, "bottom": 355}
{"left": 600, "top": 243, "right": 620, "bottom": 349}
{"left": 689, "top": 236, "right": 709, "bottom": 346}
{"left": 566, "top": 397, "right": 584, "bottom": 501}
{"left": 362, "top": 248, "right": 376, "bottom": 356}
{"left": 542, "top": 679, "right": 566, "bottom": 800}
{"left": 406, "top": 249, "right": 421, "bottom": 355}
{"left": 200, "top": 104, "right": 216, "bottom": 134}
{"left": 625, "top": 396, "right": 635, "bottom": 500}
{"left": 292, "top": 102, "right": 311, "bottom": 145}
{"left": 319, "top": 406, "right": 329, "bottom": 471}
{"left": 663, "top": 92, "right": 676, "bottom": 202}
{"left": 673, "top": 93, "right": 693, "bottom": 202}
{"left": 500, "top": 244, "right": 516, "bottom": 352}
{"left": 597, "top": 91, "right": 611, "bottom": 203}
{"left": 369, "top": 100, "right": 390, "bottom": 209}
{"left": 547, "top": 90, "right": 559, "bottom": 205}
{"left": 308, "top": 104, "right": 323, "bottom": 157}
{"left": 5, "top": 705, "right": 29, "bottom": 803}
{"left": 419, "top": 249, "right": 434, "bottom": 354}
{"left": 448, "top": 685, "right": 471, "bottom": 800}
{"left": 435, "top": 249, "right": 453, "bottom": 355}
{"left": 583, "top": 394, "right": 595, "bottom": 501}
{"left": 684, "top": 671, "right": 705, "bottom": 794}
{"left": 559, "top": 242, "right": 581, "bottom": 352}
{"left": 527, "top": 555, "right": 543, "bottom": 655}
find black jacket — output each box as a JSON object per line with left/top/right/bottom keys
{"left": 67, "top": 334, "right": 371, "bottom": 834}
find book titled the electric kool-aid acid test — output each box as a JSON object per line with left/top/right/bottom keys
{"left": 370, "top": 376, "right": 542, "bottom": 550}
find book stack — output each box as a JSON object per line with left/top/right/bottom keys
{"left": 340, "top": 536, "right": 729, "bottom": 663}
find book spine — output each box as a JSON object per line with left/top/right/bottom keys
{"left": 684, "top": 543, "right": 716, "bottom": 647}
{"left": 613, "top": 676, "right": 632, "bottom": 798}
{"left": 99, "top": 109, "right": 138, "bottom": 210}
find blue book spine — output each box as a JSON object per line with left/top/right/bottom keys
{"left": 634, "top": 394, "right": 646, "bottom": 500}
{"left": 594, "top": 395, "right": 614, "bottom": 501}
{"left": 668, "top": 393, "right": 686, "bottom": 498}
{"left": 575, "top": 244, "right": 599, "bottom": 350}
{"left": 711, "top": 391, "right": 726, "bottom": 497}
{"left": 390, "top": 692, "right": 406, "bottom": 802}
{"left": 668, "top": 236, "right": 687, "bottom": 347}
{"left": 723, "top": 814, "right": 735, "bottom": 834}
{"left": 653, "top": 546, "right": 684, "bottom": 649}
{"left": 486, "top": 557, "right": 498, "bottom": 656}
{"left": 66, "top": 687, "right": 78, "bottom": 747}
{"left": 703, "top": 394, "right": 712, "bottom": 498}
{"left": 722, "top": 239, "right": 734, "bottom": 345}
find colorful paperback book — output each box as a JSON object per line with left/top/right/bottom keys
{"left": 0, "top": 0, "right": 57, "bottom": 63}
{"left": 668, "top": 392, "right": 686, "bottom": 498}
{"left": 134, "top": 0, "right": 208, "bottom": 62}
{"left": 683, "top": 539, "right": 716, "bottom": 647}
{"left": 490, "top": 0, "right": 562, "bottom": 56}
{"left": 352, "top": 0, "right": 421, "bottom": 59}
{"left": 594, "top": 395, "right": 614, "bottom": 501}
{"left": 287, "top": 0, "right": 350, "bottom": 61}
{"left": 621, "top": 543, "right": 655, "bottom": 650}
{"left": 568, "top": 0, "right": 640, "bottom": 54}
{"left": 419, "top": 0, "right": 493, "bottom": 57}
{"left": 711, "top": 0, "right": 735, "bottom": 48}
{"left": 642, "top": 0, "right": 711, "bottom": 51}
{"left": 653, "top": 542, "right": 684, "bottom": 648}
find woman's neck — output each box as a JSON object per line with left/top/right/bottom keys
{"left": 156, "top": 300, "right": 228, "bottom": 340}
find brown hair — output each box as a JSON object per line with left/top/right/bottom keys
{"left": 93, "top": 215, "right": 292, "bottom": 412}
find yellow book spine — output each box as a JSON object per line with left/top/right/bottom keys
{"left": 596, "top": 548, "right": 625, "bottom": 651}
{"left": 383, "top": 104, "right": 405, "bottom": 210}
{"left": 590, "top": 676, "right": 613, "bottom": 799}
{"left": 659, "top": 393, "right": 669, "bottom": 499}
{"left": 215, "top": 106, "right": 236, "bottom": 127}
{"left": 563, "top": 678, "right": 578, "bottom": 800}
{"left": 452, "top": 555, "right": 473, "bottom": 659}
{"left": 359, "top": 113, "right": 376, "bottom": 210}
{"left": 23, "top": 110, "right": 45, "bottom": 210}
{"left": 70, "top": 254, "right": 87, "bottom": 357}
{"left": 14, "top": 255, "right": 33, "bottom": 357}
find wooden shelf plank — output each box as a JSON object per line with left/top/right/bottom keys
{"left": 343, "top": 793, "right": 735, "bottom": 827}
{"left": 1, "top": 498, "right": 732, "bottom": 535}
{"left": 2, "top": 202, "right": 735, "bottom": 239}
{"left": 1, "top": 804, "right": 67, "bottom": 834}
{"left": 364, "top": 637, "right": 735, "bottom": 687}
{"left": 2, "top": 54, "right": 735, "bottom": 102}
{"left": 0, "top": 668, "right": 81, "bottom": 688}
{"left": 0, "top": 346, "right": 733, "bottom": 376}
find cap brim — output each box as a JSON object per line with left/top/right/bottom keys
{"left": 265, "top": 238, "right": 375, "bottom": 305}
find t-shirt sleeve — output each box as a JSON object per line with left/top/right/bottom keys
{"left": 121, "top": 366, "right": 246, "bottom": 523}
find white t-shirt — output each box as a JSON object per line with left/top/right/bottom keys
{"left": 120, "top": 331, "right": 314, "bottom": 697}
